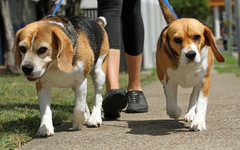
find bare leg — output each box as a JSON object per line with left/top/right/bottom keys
{"left": 125, "top": 53, "right": 143, "bottom": 91}
{"left": 106, "top": 49, "right": 121, "bottom": 92}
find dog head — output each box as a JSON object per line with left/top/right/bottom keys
{"left": 161, "top": 18, "right": 225, "bottom": 65}
{"left": 14, "top": 21, "right": 74, "bottom": 82}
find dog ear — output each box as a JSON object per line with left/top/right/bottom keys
{"left": 161, "top": 26, "right": 179, "bottom": 63}
{"left": 204, "top": 26, "right": 225, "bottom": 62}
{"left": 52, "top": 27, "right": 74, "bottom": 72}
{"left": 13, "top": 29, "right": 22, "bottom": 67}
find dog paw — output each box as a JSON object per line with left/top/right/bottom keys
{"left": 185, "top": 111, "right": 195, "bottom": 122}
{"left": 167, "top": 107, "right": 182, "bottom": 119}
{"left": 190, "top": 117, "right": 206, "bottom": 131}
{"left": 72, "top": 110, "right": 85, "bottom": 130}
{"left": 84, "top": 111, "right": 90, "bottom": 124}
{"left": 87, "top": 111, "right": 102, "bottom": 127}
{"left": 38, "top": 124, "right": 54, "bottom": 137}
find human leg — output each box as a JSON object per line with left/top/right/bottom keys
{"left": 106, "top": 49, "right": 120, "bottom": 92}
{"left": 122, "top": 0, "right": 148, "bottom": 113}
{"left": 125, "top": 53, "right": 142, "bottom": 92}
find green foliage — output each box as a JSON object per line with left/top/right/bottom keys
{"left": 170, "top": 0, "right": 210, "bottom": 22}
{"left": 0, "top": 70, "right": 157, "bottom": 149}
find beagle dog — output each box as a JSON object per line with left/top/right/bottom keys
{"left": 156, "top": 18, "right": 225, "bottom": 131}
{"left": 14, "top": 16, "right": 109, "bottom": 136}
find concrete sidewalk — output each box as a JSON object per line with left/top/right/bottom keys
{"left": 20, "top": 70, "right": 240, "bottom": 150}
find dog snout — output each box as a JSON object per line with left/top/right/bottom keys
{"left": 185, "top": 51, "right": 196, "bottom": 60}
{"left": 22, "top": 64, "right": 34, "bottom": 75}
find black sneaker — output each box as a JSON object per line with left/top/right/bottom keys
{"left": 102, "top": 89, "right": 127, "bottom": 119}
{"left": 126, "top": 91, "right": 148, "bottom": 113}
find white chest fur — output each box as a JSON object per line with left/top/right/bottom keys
{"left": 41, "top": 61, "right": 86, "bottom": 88}
{"left": 167, "top": 46, "right": 209, "bottom": 88}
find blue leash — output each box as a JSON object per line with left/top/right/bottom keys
{"left": 163, "top": 0, "right": 179, "bottom": 19}
{"left": 52, "top": 0, "right": 63, "bottom": 16}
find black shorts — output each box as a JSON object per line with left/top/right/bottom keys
{"left": 98, "top": 0, "right": 144, "bottom": 55}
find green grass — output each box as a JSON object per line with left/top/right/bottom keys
{"left": 0, "top": 69, "right": 157, "bottom": 149}
{"left": 214, "top": 52, "right": 240, "bottom": 77}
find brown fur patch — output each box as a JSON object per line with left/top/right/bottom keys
{"left": 99, "top": 31, "right": 109, "bottom": 57}
{"left": 204, "top": 27, "right": 225, "bottom": 63}
{"left": 13, "top": 29, "right": 22, "bottom": 67}
{"left": 156, "top": 35, "right": 177, "bottom": 83}
{"left": 52, "top": 27, "right": 74, "bottom": 73}
{"left": 73, "top": 29, "right": 109, "bottom": 77}
{"left": 100, "top": 31, "right": 109, "bottom": 75}
{"left": 73, "top": 31, "right": 95, "bottom": 77}
{"left": 201, "top": 47, "right": 214, "bottom": 98}
{"left": 36, "top": 81, "right": 42, "bottom": 92}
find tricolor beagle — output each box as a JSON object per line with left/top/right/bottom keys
{"left": 14, "top": 16, "right": 109, "bottom": 136}
{"left": 156, "top": 18, "right": 225, "bottom": 131}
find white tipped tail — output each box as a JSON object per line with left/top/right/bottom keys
{"left": 97, "top": 16, "right": 107, "bottom": 27}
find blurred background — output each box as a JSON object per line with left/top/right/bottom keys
{"left": 0, "top": 0, "right": 238, "bottom": 73}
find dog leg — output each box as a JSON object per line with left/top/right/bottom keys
{"left": 190, "top": 85, "right": 208, "bottom": 131}
{"left": 87, "top": 55, "right": 106, "bottom": 127}
{"left": 85, "top": 102, "right": 90, "bottom": 124}
{"left": 37, "top": 82, "right": 54, "bottom": 137}
{"left": 164, "top": 81, "right": 182, "bottom": 119}
{"left": 72, "top": 78, "right": 88, "bottom": 130}
{"left": 185, "top": 86, "right": 200, "bottom": 122}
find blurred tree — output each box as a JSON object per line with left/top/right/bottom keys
{"left": 66, "top": 0, "right": 82, "bottom": 17}
{"left": 36, "top": 0, "right": 53, "bottom": 20}
{"left": 36, "top": 0, "right": 82, "bottom": 19}
{"left": 170, "top": 0, "right": 210, "bottom": 23}
{"left": 0, "top": 0, "right": 19, "bottom": 74}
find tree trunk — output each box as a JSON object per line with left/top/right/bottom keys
{"left": 0, "top": 0, "right": 19, "bottom": 74}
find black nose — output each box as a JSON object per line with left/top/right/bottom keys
{"left": 22, "top": 64, "right": 34, "bottom": 75}
{"left": 185, "top": 51, "right": 196, "bottom": 60}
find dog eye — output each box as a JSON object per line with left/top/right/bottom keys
{"left": 19, "top": 46, "right": 26, "bottom": 53}
{"left": 174, "top": 38, "right": 182, "bottom": 44}
{"left": 193, "top": 35, "right": 200, "bottom": 41}
{"left": 37, "top": 47, "right": 48, "bottom": 55}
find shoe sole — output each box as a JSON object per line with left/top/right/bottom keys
{"left": 103, "top": 89, "right": 127, "bottom": 119}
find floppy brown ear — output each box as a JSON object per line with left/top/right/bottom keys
{"left": 52, "top": 27, "right": 74, "bottom": 72}
{"left": 13, "top": 29, "right": 22, "bottom": 67}
{"left": 161, "top": 26, "right": 179, "bottom": 63}
{"left": 204, "top": 26, "right": 225, "bottom": 62}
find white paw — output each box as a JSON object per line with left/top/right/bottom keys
{"left": 38, "top": 124, "right": 54, "bottom": 137}
{"left": 84, "top": 110, "right": 90, "bottom": 124}
{"left": 72, "top": 110, "right": 85, "bottom": 130}
{"left": 167, "top": 107, "right": 182, "bottom": 119}
{"left": 185, "top": 110, "right": 195, "bottom": 122}
{"left": 190, "top": 116, "right": 206, "bottom": 131}
{"left": 87, "top": 110, "right": 102, "bottom": 127}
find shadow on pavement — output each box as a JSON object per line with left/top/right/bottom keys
{"left": 126, "top": 119, "right": 189, "bottom": 136}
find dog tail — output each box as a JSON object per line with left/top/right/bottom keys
{"left": 96, "top": 16, "right": 107, "bottom": 27}
{"left": 158, "top": 0, "right": 178, "bottom": 24}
